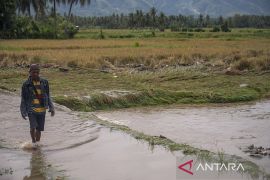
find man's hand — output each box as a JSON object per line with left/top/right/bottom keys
{"left": 22, "top": 114, "right": 27, "bottom": 120}
{"left": 50, "top": 109, "right": 55, "bottom": 117}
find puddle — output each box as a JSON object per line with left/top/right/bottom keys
{"left": 95, "top": 101, "right": 270, "bottom": 174}
{"left": 0, "top": 93, "right": 176, "bottom": 180}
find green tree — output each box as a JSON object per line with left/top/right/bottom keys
{"left": 158, "top": 12, "right": 166, "bottom": 31}
{"left": 221, "top": 21, "right": 230, "bottom": 32}
{"left": 16, "top": 0, "right": 46, "bottom": 17}
{"left": 205, "top": 14, "right": 210, "bottom": 27}
{"left": 198, "top": 14, "right": 203, "bottom": 27}
{"left": 128, "top": 12, "right": 135, "bottom": 28}
{"left": 48, "top": 0, "right": 66, "bottom": 38}
{"left": 145, "top": 13, "right": 151, "bottom": 27}
{"left": 0, "top": 0, "right": 16, "bottom": 34}
{"left": 150, "top": 7, "right": 157, "bottom": 28}
{"left": 218, "top": 16, "right": 224, "bottom": 25}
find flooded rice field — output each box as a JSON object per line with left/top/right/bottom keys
{"left": 95, "top": 100, "right": 270, "bottom": 175}
{"left": 0, "top": 91, "right": 269, "bottom": 180}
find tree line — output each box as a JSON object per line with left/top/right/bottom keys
{"left": 0, "top": 0, "right": 90, "bottom": 39}
{"left": 1, "top": 0, "right": 270, "bottom": 39}
{"left": 69, "top": 8, "right": 270, "bottom": 31}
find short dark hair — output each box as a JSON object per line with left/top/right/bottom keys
{"left": 29, "top": 64, "right": 40, "bottom": 72}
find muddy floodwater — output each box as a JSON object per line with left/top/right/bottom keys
{"left": 0, "top": 91, "right": 269, "bottom": 180}
{"left": 0, "top": 92, "right": 178, "bottom": 180}
{"left": 95, "top": 100, "right": 270, "bottom": 175}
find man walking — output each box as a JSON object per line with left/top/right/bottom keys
{"left": 20, "top": 64, "right": 55, "bottom": 148}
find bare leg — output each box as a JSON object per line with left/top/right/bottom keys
{"left": 30, "top": 129, "right": 36, "bottom": 143}
{"left": 36, "top": 130, "right": 41, "bottom": 142}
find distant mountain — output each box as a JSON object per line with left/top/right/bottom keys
{"left": 58, "top": 0, "right": 270, "bottom": 17}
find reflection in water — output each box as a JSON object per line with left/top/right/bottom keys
{"left": 23, "top": 148, "right": 46, "bottom": 180}
{"left": 21, "top": 148, "right": 66, "bottom": 180}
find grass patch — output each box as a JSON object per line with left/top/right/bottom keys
{"left": 75, "top": 28, "right": 270, "bottom": 40}
{"left": 54, "top": 96, "right": 91, "bottom": 111}
{"left": 0, "top": 45, "right": 23, "bottom": 51}
{"left": 1, "top": 67, "right": 270, "bottom": 110}
{"left": 53, "top": 87, "right": 262, "bottom": 111}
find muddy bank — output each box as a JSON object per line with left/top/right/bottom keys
{"left": 95, "top": 100, "right": 270, "bottom": 174}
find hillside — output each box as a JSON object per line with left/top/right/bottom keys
{"left": 58, "top": 0, "right": 270, "bottom": 17}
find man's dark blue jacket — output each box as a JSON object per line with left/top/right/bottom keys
{"left": 20, "top": 77, "right": 54, "bottom": 117}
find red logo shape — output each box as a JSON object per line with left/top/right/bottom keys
{"left": 178, "top": 160, "right": 194, "bottom": 175}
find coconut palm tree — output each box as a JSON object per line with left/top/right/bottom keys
{"left": 150, "top": 7, "right": 157, "bottom": 28}
{"left": 48, "top": 0, "right": 67, "bottom": 17}
{"left": 17, "top": 0, "right": 46, "bottom": 17}
{"left": 67, "top": 0, "right": 91, "bottom": 20}
{"left": 48, "top": 0, "right": 67, "bottom": 38}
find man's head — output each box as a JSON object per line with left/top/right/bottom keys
{"left": 29, "top": 64, "right": 40, "bottom": 80}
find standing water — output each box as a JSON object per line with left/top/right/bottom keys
{"left": 0, "top": 91, "right": 269, "bottom": 179}
{"left": 95, "top": 100, "right": 270, "bottom": 175}
{"left": 0, "top": 92, "right": 176, "bottom": 180}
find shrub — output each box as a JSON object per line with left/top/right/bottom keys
{"left": 159, "top": 27, "right": 165, "bottom": 32}
{"left": 181, "top": 28, "right": 188, "bottom": 32}
{"left": 59, "top": 19, "right": 79, "bottom": 39}
{"left": 134, "top": 42, "right": 140, "bottom": 47}
{"left": 233, "top": 59, "right": 253, "bottom": 71}
{"left": 211, "top": 26, "right": 220, "bottom": 32}
{"left": 194, "top": 28, "right": 205, "bottom": 32}
{"left": 256, "top": 58, "right": 270, "bottom": 71}
{"left": 98, "top": 29, "right": 105, "bottom": 39}
{"left": 170, "top": 23, "right": 181, "bottom": 32}
{"left": 221, "top": 21, "right": 231, "bottom": 32}
{"left": 2, "top": 16, "right": 78, "bottom": 39}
